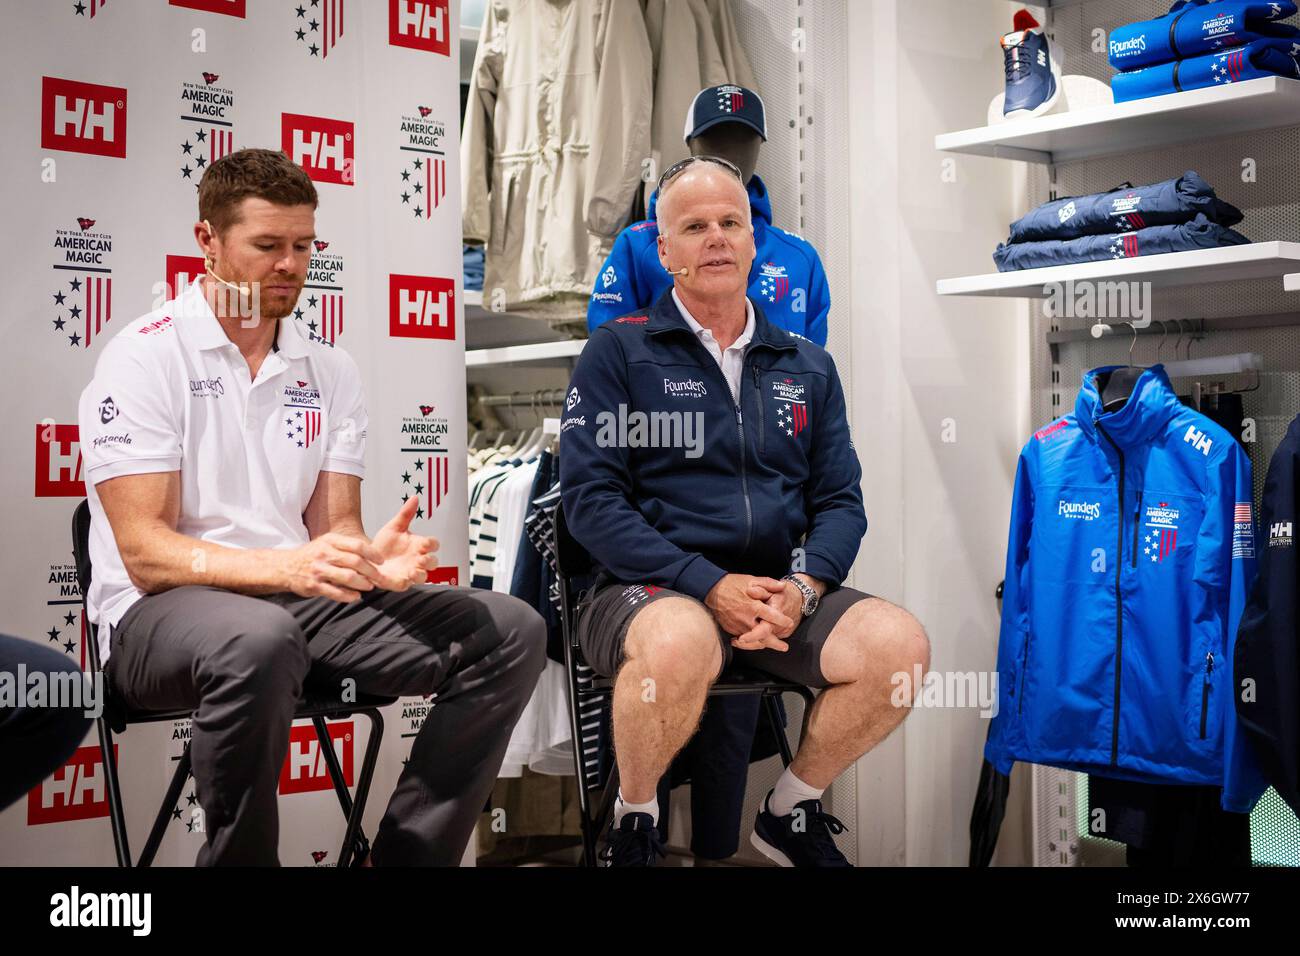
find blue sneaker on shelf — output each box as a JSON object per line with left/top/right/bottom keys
{"left": 751, "top": 791, "right": 852, "bottom": 868}
{"left": 1001, "top": 9, "right": 1061, "bottom": 119}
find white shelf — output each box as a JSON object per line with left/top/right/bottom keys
{"left": 937, "top": 242, "right": 1300, "bottom": 298}
{"left": 1286, "top": 273, "right": 1300, "bottom": 293}
{"left": 465, "top": 340, "right": 585, "bottom": 366}
{"left": 935, "top": 77, "right": 1300, "bottom": 165}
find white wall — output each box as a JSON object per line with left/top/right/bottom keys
{"left": 845, "top": 0, "right": 1032, "bottom": 866}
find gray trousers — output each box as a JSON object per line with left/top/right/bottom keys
{"left": 106, "top": 583, "right": 546, "bottom": 866}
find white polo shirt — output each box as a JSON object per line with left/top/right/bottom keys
{"left": 77, "top": 277, "right": 368, "bottom": 661}
{"left": 672, "top": 289, "right": 754, "bottom": 404}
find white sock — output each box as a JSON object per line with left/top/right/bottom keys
{"left": 768, "top": 768, "right": 824, "bottom": 817}
{"left": 613, "top": 791, "right": 658, "bottom": 827}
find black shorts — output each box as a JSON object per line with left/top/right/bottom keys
{"left": 575, "top": 581, "right": 873, "bottom": 689}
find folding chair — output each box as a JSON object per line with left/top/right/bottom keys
{"left": 553, "top": 502, "right": 816, "bottom": 866}
{"left": 72, "top": 499, "right": 394, "bottom": 868}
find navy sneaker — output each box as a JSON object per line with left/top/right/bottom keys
{"left": 1001, "top": 9, "right": 1061, "bottom": 119}
{"left": 751, "top": 792, "right": 851, "bottom": 867}
{"left": 599, "top": 812, "right": 666, "bottom": 867}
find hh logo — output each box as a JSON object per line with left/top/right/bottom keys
{"left": 390, "top": 0, "right": 451, "bottom": 55}
{"left": 282, "top": 113, "right": 354, "bottom": 186}
{"left": 389, "top": 274, "right": 455, "bottom": 340}
{"left": 28, "top": 745, "right": 114, "bottom": 825}
{"left": 165, "top": 254, "right": 205, "bottom": 300}
{"left": 1183, "top": 425, "right": 1214, "bottom": 456}
{"left": 279, "top": 722, "right": 354, "bottom": 795}
{"left": 42, "top": 77, "right": 127, "bottom": 159}
{"left": 169, "top": 0, "right": 247, "bottom": 15}
{"left": 427, "top": 567, "right": 459, "bottom": 585}
{"left": 35, "top": 424, "right": 84, "bottom": 498}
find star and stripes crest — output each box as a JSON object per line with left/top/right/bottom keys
{"left": 285, "top": 408, "right": 322, "bottom": 449}
{"left": 1142, "top": 501, "right": 1182, "bottom": 564}
{"left": 51, "top": 273, "right": 112, "bottom": 349}
{"left": 1211, "top": 50, "right": 1246, "bottom": 84}
{"left": 760, "top": 273, "right": 789, "bottom": 304}
{"left": 717, "top": 87, "right": 744, "bottom": 113}
{"left": 295, "top": 0, "right": 345, "bottom": 58}
{"left": 1110, "top": 234, "right": 1140, "bottom": 259}
{"left": 400, "top": 155, "right": 448, "bottom": 218}
{"left": 774, "top": 400, "right": 808, "bottom": 438}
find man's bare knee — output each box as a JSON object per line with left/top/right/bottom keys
{"left": 624, "top": 597, "right": 720, "bottom": 687}
{"left": 822, "top": 598, "right": 930, "bottom": 688}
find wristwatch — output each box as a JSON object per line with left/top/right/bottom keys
{"left": 782, "top": 574, "right": 819, "bottom": 617}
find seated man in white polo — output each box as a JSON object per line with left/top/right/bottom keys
{"left": 77, "top": 148, "right": 545, "bottom": 866}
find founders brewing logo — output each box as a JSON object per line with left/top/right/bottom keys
{"left": 294, "top": 0, "right": 346, "bottom": 59}
{"left": 178, "top": 72, "right": 235, "bottom": 185}
{"left": 295, "top": 240, "right": 344, "bottom": 343}
{"left": 398, "top": 105, "right": 448, "bottom": 219}
{"left": 49, "top": 217, "right": 113, "bottom": 349}
{"left": 398, "top": 404, "right": 450, "bottom": 518}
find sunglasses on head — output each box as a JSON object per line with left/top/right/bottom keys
{"left": 656, "top": 154, "right": 744, "bottom": 194}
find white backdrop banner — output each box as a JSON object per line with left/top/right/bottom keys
{"left": 0, "top": 0, "right": 466, "bottom": 866}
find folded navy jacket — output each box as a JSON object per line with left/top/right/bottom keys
{"left": 994, "top": 214, "right": 1250, "bottom": 272}
{"left": 1113, "top": 37, "right": 1300, "bottom": 102}
{"left": 1007, "top": 171, "right": 1243, "bottom": 244}
{"left": 1109, "top": 0, "right": 1298, "bottom": 72}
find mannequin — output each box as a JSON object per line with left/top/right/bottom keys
{"left": 688, "top": 123, "right": 761, "bottom": 185}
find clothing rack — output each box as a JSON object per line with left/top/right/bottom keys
{"left": 478, "top": 389, "right": 567, "bottom": 409}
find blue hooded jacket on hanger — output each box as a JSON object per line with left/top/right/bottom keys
{"left": 986, "top": 365, "right": 1269, "bottom": 813}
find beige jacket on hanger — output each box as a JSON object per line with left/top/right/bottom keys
{"left": 462, "top": 0, "right": 653, "bottom": 314}
{"left": 645, "top": 0, "right": 756, "bottom": 200}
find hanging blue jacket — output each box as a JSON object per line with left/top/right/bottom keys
{"left": 1112, "top": 37, "right": 1300, "bottom": 103}
{"left": 1234, "top": 413, "right": 1300, "bottom": 819}
{"left": 986, "top": 365, "right": 1269, "bottom": 813}
{"left": 1108, "top": 0, "right": 1298, "bottom": 72}
{"left": 586, "top": 175, "right": 832, "bottom": 347}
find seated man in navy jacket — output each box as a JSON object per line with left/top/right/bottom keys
{"left": 560, "top": 156, "right": 930, "bottom": 867}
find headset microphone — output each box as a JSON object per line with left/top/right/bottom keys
{"left": 666, "top": 265, "right": 690, "bottom": 277}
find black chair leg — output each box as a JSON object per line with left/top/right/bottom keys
{"left": 340, "top": 710, "right": 383, "bottom": 867}
{"left": 139, "top": 743, "right": 192, "bottom": 867}
{"left": 97, "top": 718, "right": 131, "bottom": 868}
{"left": 312, "top": 715, "right": 375, "bottom": 868}
{"left": 764, "top": 694, "right": 795, "bottom": 767}
{"left": 794, "top": 687, "right": 817, "bottom": 744}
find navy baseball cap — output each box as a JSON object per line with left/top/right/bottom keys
{"left": 683, "top": 84, "right": 767, "bottom": 143}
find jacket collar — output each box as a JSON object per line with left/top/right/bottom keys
{"left": 644, "top": 286, "right": 797, "bottom": 352}
{"left": 645, "top": 173, "right": 774, "bottom": 229}
{"left": 1074, "top": 364, "right": 1179, "bottom": 447}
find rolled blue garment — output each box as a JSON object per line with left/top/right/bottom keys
{"left": 993, "top": 214, "right": 1250, "bottom": 272}
{"left": 1112, "top": 36, "right": 1300, "bottom": 102}
{"left": 1109, "top": 0, "right": 1298, "bottom": 72}
{"left": 1008, "top": 171, "right": 1243, "bottom": 244}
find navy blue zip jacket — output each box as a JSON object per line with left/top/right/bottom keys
{"left": 986, "top": 365, "right": 1269, "bottom": 813}
{"left": 559, "top": 288, "right": 865, "bottom": 601}
{"left": 585, "top": 175, "right": 832, "bottom": 346}
{"left": 1235, "top": 413, "right": 1300, "bottom": 818}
